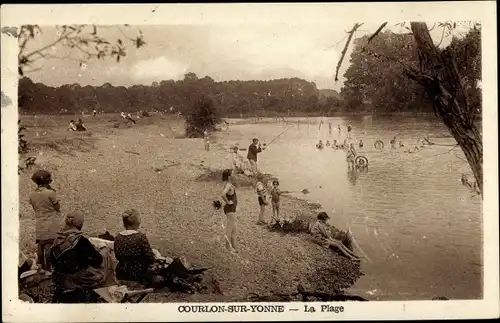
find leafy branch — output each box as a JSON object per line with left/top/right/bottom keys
{"left": 18, "top": 24, "right": 146, "bottom": 76}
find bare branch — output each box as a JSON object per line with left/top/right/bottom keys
{"left": 334, "top": 23, "right": 364, "bottom": 82}
{"left": 361, "top": 22, "right": 388, "bottom": 52}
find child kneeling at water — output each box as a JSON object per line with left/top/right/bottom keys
{"left": 255, "top": 173, "right": 269, "bottom": 225}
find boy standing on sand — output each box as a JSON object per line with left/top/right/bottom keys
{"left": 255, "top": 174, "right": 269, "bottom": 225}
{"left": 270, "top": 180, "right": 282, "bottom": 223}
{"left": 204, "top": 130, "right": 210, "bottom": 151}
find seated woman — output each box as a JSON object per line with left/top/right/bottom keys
{"left": 114, "top": 209, "right": 157, "bottom": 285}
{"left": 309, "top": 212, "right": 359, "bottom": 261}
{"left": 50, "top": 211, "right": 105, "bottom": 303}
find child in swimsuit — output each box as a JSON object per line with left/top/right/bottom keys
{"left": 255, "top": 174, "right": 268, "bottom": 225}
{"left": 221, "top": 169, "right": 238, "bottom": 252}
{"left": 270, "top": 180, "right": 281, "bottom": 223}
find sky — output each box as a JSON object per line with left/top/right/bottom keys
{"left": 22, "top": 23, "right": 469, "bottom": 91}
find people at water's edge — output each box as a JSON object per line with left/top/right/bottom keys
{"left": 255, "top": 173, "right": 269, "bottom": 225}
{"left": 309, "top": 212, "right": 359, "bottom": 261}
{"left": 247, "top": 138, "right": 264, "bottom": 175}
{"left": 221, "top": 169, "right": 238, "bottom": 252}
{"left": 29, "top": 170, "right": 62, "bottom": 271}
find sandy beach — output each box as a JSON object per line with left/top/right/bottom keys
{"left": 18, "top": 114, "right": 363, "bottom": 302}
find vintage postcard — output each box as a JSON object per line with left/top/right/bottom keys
{"left": 1, "top": 2, "right": 498, "bottom": 322}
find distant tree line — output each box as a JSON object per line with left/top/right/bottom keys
{"left": 18, "top": 74, "right": 344, "bottom": 117}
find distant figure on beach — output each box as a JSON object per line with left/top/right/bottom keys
{"left": 347, "top": 123, "right": 352, "bottom": 139}
{"left": 270, "top": 180, "right": 282, "bottom": 223}
{"left": 359, "top": 139, "right": 364, "bottom": 148}
{"left": 247, "top": 138, "right": 264, "bottom": 175}
{"left": 204, "top": 130, "right": 210, "bottom": 151}
{"left": 93, "top": 109, "right": 97, "bottom": 117}
{"left": 67, "top": 120, "right": 77, "bottom": 132}
{"left": 390, "top": 136, "right": 397, "bottom": 149}
{"left": 255, "top": 173, "right": 269, "bottom": 225}
{"left": 221, "top": 169, "right": 238, "bottom": 252}
{"left": 76, "top": 118, "right": 87, "bottom": 131}
{"left": 328, "top": 120, "right": 332, "bottom": 135}
{"left": 309, "top": 212, "right": 359, "bottom": 261}
{"left": 126, "top": 113, "right": 136, "bottom": 124}
{"left": 29, "top": 170, "right": 62, "bottom": 271}
{"left": 337, "top": 124, "right": 341, "bottom": 135}
{"left": 326, "top": 140, "right": 331, "bottom": 147}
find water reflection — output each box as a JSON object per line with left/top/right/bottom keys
{"left": 221, "top": 116, "right": 482, "bottom": 300}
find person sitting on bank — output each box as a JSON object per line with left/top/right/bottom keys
{"left": 359, "top": 139, "right": 364, "bottom": 148}
{"left": 309, "top": 212, "right": 359, "bottom": 261}
{"left": 332, "top": 139, "right": 339, "bottom": 149}
{"left": 50, "top": 211, "right": 105, "bottom": 303}
{"left": 326, "top": 140, "right": 331, "bottom": 147}
{"left": 247, "top": 138, "right": 264, "bottom": 175}
{"left": 76, "top": 118, "right": 87, "bottom": 131}
{"left": 316, "top": 140, "right": 324, "bottom": 149}
{"left": 114, "top": 209, "right": 157, "bottom": 285}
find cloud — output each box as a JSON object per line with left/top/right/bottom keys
{"left": 131, "top": 56, "right": 189, "bottom": 82}
{"left": 208, "top": 25, "right": 339, "bottom": 85}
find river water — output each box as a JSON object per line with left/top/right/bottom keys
{"left": 221, "top": 116, "right": 482, "bottom": 300}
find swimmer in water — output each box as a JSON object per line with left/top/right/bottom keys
{"left": 390, "top": 136, "right": 396, "bottom": 149}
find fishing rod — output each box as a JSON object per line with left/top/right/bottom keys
{"left": 264, "top": 124, "right": 295, "bottom": 149}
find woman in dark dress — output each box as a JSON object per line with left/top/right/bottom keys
{"left": 50, "top": 211, "right": 104, "bottom": 303}
{"left": 114, "top": 209, "right": 156, "bottom": 285}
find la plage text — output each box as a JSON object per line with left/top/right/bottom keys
{"left": 177, "top": 304, "right": 344, "bottom": 313}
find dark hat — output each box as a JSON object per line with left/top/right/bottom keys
{"left": 317, "top": 212, "right": 330, "bottom": 220}
{"left": 31, "top": 170, "right": 52, "bottom": 185}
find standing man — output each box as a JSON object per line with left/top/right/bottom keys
{"left": 328, "top": 120, "right": 332, "bottom": 135}
{"left": 247, "top": 138, "right": 264, "bottom": 175}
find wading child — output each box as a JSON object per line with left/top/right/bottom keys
{"left": 270, "top": 180, "right": 281, "bottom": 223}
{"left": 29, "top": 170, "right": 62, "bottom": 271}
{"left": 255, "top": 174, "right": 269, "bottom": 225}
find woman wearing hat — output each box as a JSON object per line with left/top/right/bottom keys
{"left": 29, "top": 170, "right": 62, "bottom": 270}
{"left": 310, "top": 212, "right": 359, "bottom": 261}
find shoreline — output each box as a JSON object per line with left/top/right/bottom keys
{"left": 18, "top": 115, "right": 364, "bottom": 302}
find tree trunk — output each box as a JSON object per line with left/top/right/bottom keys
{"left": 407, "top": 22, "right": 483, "bottom": 196}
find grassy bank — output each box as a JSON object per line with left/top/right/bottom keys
{"left": 18, "top": 113, "right": 363, "bottom": 302}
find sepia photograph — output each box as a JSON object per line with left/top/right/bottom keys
{"left": 1, "top": 2, "right": 498, "bottom": 322}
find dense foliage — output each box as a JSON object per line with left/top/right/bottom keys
{"left": 341, "top": 28, "right": 481, "bottom": 117}
{"left": 184, "top": 96, "right": 222, "bottom": 138}
{"left": 18, "top": 74, "right": 344, "bottom": 117}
